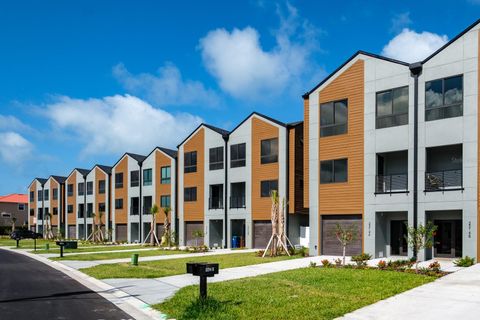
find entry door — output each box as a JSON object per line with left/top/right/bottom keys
{"left": 434, "top": 220, "right": 462, "bottom": 258}
{"left": 390, "top": 220, "right": 407, "bottom": 256}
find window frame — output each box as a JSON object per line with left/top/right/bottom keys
{"left": 209, "top": 146, "right": 224, "bottom": 171}
{"left": 98, "top": 202, "right": 106, "bottom": 213}
{"left": 425, "top": 74, "right": 464, "bottom": 121}
{"left": 43, "top": 189, "right": 49, "bottom": 201}
{"left": 130, "top": 170, "right": 140, "bottom": 187}
{"left": 375, "top": 86, "right": 409, "bottom": 129}
{"left": 67, "top": 184, "right": 74, "bottom": 197}
{"left": 184, "top": 151, "right": 197, "bottom": 173}
{"left": 260, "top": 138, "right": 279, "bottom": 164}
{"left": 115, "top": 173, "right": 124, "bottom": 189}
{"left": 184, "top": 187, "right": 197, "bottom": 202}
{"left": 320, "top": 158, "right": 348, "bottom": 184}
{"left": 160, "top": 195, "right": 171, "bottom": 208}
{"left": 53, "top": 188, "right": 58, "bottom": 200}
{"left": 18, "top": 203, "right": 25, "bottom": 211}
{"left": 78, "top": 182, "right": 85, "bottom": 196}
{"left": 260, "top": 180, "right": 279, "bottom": 197}
{"left": 86, "top": 181, "right": 93, "bottom": 195}
{"left": 143, "top": 168, "right": 152, "bottom": 186}
{"left": 320, "top": 99, "right": 348, "bottom": 137}
{"left": 230, "top": 143, "right": 246, "bottom": 168}
{"left": 67, "top": 205, "right": 73, "bottom": 214}
{"left": 115, "top": 198, "right": 123, "bottom": 209}
{"left": 161, "top": 166, "right": 171, "bottom": 184}
{"left": 98, "top": 180, "right": 106, "bottom": 194}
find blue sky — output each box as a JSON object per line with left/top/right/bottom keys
{"left": 0, "top": 0, "right": 479, "bottom": 194}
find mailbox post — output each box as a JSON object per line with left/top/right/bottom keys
{"left": 56, "top": 241, "right": 66, "bottom": 258}
{"left": 15, "top": 237, "right": 20, "bottom": 248}
{"left": 186, "top": 262, "right": 219, "bottom": 299}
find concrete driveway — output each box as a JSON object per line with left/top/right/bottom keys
{"left": 341, "top": 263, "right": 480, "bottom": 320}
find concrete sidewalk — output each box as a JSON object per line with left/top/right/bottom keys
{"left": 340, "top": 263, "right": 480, "bottom": 320}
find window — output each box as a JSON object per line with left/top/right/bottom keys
{"left": 37, "top": 190, "right": 43, "bottom": 201}
{"left": 376, "top": 86, "right": 409, "bottom": 129}
{"left": 143, "top": 168, "right": 152, "bottom": 186}
{"left": 44, "top": 208, "right": 49, "bottom": 217}
{"left": 87, "top": 203, "right": 93, "bottom": 217}
{"left": 86, "top": 181, "right": 93, "bottom": 195}
{"left": 67, "top": 205, "right": 73, "bottom": 214}
{"left": 184, "top": 187, "right": 197, "bottom": 202}
{"left": 161, "top": 166, "right": 171, "bottom": 184}
{"left": 160, "top": 195, "right": 171, "bottom": 208}
{"left": 425, "top": 75, "right": 463, "bottom": 121}
{"left": 43, "top": 189, "right": 49, "bottom": 201}
{"left": 209, "top": 147, "right": 224, "bottom": 170}
{"left": 261, "top": 138, "right": 278, "bottom": 164}
{"left": 29, "top": 191, "right": 34, "bottom": 202}
{"left": 37, "top": 208, "right": 43, "bottom": 219}
{"left": 143, "top": 196, "right": 152, "bottom": 214}
{"left": 130, "top": 197, "right": 139, "bottom": 215}
{"left": 130, "top": 170, "right": 139, "bottom": 187}
{"left": 53, "top": 207, "right": 58, "bottom": 215}
{"left": 230, "top": 182, "right": 246, "bottom": 208}
{"left": 30, "top": 209, "right": 34, "bottom": 216}
{"left": 184, "top": 151, "right": 197, "bottom": 173}
{"left": 53, "top": 188, "right": 58, "bottom": 200}
{"left": 320, "top": 158, "right": 348, "bottom": 183}
{"left": 78, "top": 204, "right": 85, "bottom": 218}
{"left": 115, "top": 198, "right": 123, "bottom": 209}
{"left": 320, "top": 99, "right": 348, "bottom": 137}
{"left": 98, "top": 180, "right": 106, "bottom": 194}
{"left": 230, "top": 143, "right": 246, "bottom": 168}
{"left": 115, "top": 173, "right": 123, "bottom": 189}
{"left": 78, "top": 182, "right": 85, "bottom": 196}
{"left": 98, "top": 202, "right": 106, "bottom": 212}
{"left": 18, "top": 204, "right": 25, "bottom": 210}
{"left": 261, "top": 180, "right": 278, "bottom": 197}
{"left": 67, "top": 184, "right": 73, "bottom": 197}
{"left": 209, "top": 184, "right": 223, "bottom": 209}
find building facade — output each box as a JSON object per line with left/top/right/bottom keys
{"left": 0, "top": 194, "right": 28, "bottom": 231}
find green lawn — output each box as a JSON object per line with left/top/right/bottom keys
{"left": 52, "top": 249, "right": 187, "bottom": 261}
{"left": 35, "top": 245, "right": 149, "bottom": 255}
{"left": 81, "top": 252, "right": 300, "bottom": 279}
{"left": 155, "top": 267, "right": 435, "bottom": 320}
{"left": 0, "top": 238, "right": 58, "bottom": 249}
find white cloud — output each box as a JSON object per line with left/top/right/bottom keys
{"left": 0, "top": 131, "right": 33, "bottom": 164}
{"left": 199, "top": 2, "right": 321, "bottom": 100}
{"left": 113, "top": 62, "right": 220, "bottom": 108}
{"left": 0, "top": 115, "right": 34, "bottom": 133}
{"left": 381, "top": 28, "right": 448, "bottom": 63}
{"left": 390, "top": 12, "right": 412, "bottom": 33}
{"left": 43, "top": 94, "right": 202, "bottom": 156}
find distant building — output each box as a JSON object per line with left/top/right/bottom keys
{"left": 0, "top": 194, "right": 28, "bottom": 230}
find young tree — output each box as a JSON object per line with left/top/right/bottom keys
{"left": 335, "top": 223, "right": 357, "bottom": 266}
{"left": 162, "top": 206, "right": 172, "bottom": 247}
{"left": 44, "top": 211, "right": 54, "bottom": 239}
{"left": 407, "top": 222, "right": 438, "bottom": 272}
{"left": 11, "top": 217, "right": 16, "bottom": 233}
{"left": 149, "top": 204, "right": 160, "bottom": 246}
{"left": 192, "top": 229, "right": 204, "bottom": 247}
{"left": 269, "top": 190, "right": 279, "bottom": 256}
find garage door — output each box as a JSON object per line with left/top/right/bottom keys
{"left": 321, "top": 215, "right": 362, "bottom": 256}
{"left": 68, "top": 225, "right": 76, "bottom": 239}
{"left": 185, "top": 222, "right": 204, "bottom": 246}
{"left": 253, "top": 221, "right": 271, "bottom": 249}
{"left": 116, "top": 224, "right": 127, "bottom": 242}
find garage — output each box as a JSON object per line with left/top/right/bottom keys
{"left": 116, "top": 224, "right": 127, "bottom": 242}
{"left": 321, "top": 215, "right": 362, "bottom": 256}
{"left": 185, "top": 222, "right": 204, "bottom": 246}
{"left": 253, "top": 220, "right": 271, "bottom": 249}
{"left": 68, "top": 225, "right": 76, "bottom": 239}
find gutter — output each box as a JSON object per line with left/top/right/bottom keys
{"left": 223, "top": 134, "right": 229, "bottom": 248}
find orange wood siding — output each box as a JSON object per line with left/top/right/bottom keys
{"left": 115, "top": 157, "right": 128, "bottom": 224}
{"left": 477, "top": 30, "right": 480, "bottom": 260}
{"left": 50, "top": 180, "right": 58, "bottom": 225}
{"left": 184, "top": 128, "right": 204, "bottom": 221}
{"left": 95, "top": 168, "right": 107, "bottom": 225}
{"left": 251, "top": 117, "right": 280, "bottom": 220}
{"left": 289, "top": 128, "right": 295, "bottom": 213}
{"left": 318, "top": 59, "right": 364, "bottom": 215}
{"left": 29, "top": 184, "right": 36, "bottom": 225}
{"left": 67, "top": 174, "right": 77, "bottom": 225}
{"left": 303, "top": 98, "right": 310, "bottom": 208}
{"left": 155, "top": 150, "right": 173, "bottom": 221}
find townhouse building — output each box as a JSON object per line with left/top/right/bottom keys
{"left": 303, "top": 19, "right": 480, "bottom": 260}
{"left": 28, "top": 178, "right": 47, "bottom": 233}
{"left": 84, "top": 165, "right": 112, "bottom": 240}
{"left": 45, "top": 175, "right": 66, "bottom": 236}
{"left": 64, "top": 168, "right": 90, "bottom": 239}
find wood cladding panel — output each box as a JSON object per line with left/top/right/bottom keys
{"left": 155, "top": 150, "right": 173, "bottom": 222}
{"left": 289, "top": 128, "right": 295, "bottom": 213}
{"left": 251, "top": 117, "right": 279, "bottom": 220}
{"left": 184, "top": 128, "right": 204, "bottom": 221}
{"left": 289, "top": 124, "right": 307, "bottom": 214}
{"left": 95, "top": 168, "right": 107, "bottom": 225}
{"left": 303, "top": 99, "right": 310, "bottom": 208}
{"left": 115, "top": 157, "right": 128, "bottom": 224}
{"left": 318, "top": 59, "right": 364, "bottom": 217}
{"left": 50, "top": 180, "right": 58, "bottom": 225}
{"left": 29, "top": 184, "right": 36, "bottom": 226}
{"left": 67, "top": 174, "right": 77, "bottom": 224}
{"left": 478, "top": 30, "right": 480, "bottom": 260}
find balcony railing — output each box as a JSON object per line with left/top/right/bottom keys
{"left": 425, "top": 169, "right": 463, "bottom": 191}
{"left": 209, "top": 197, "right": 223, "bottom": 210}
{"left": 375, "top": 174, "right": 408, "bottom": 194}
{"left": 230, "top": 196, "right": 246, "bottom": 209}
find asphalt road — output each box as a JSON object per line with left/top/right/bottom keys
{"left": 0, "top": 249, "right": 134, "bottom": 320}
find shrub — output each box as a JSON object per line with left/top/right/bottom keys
{"left": 334, "top": 258, "right": 343, "bottom": 267}
{"left": 321, "top": 259, "right": 332, "bottom": 267}
{"left": 255, "top": 250, "right": 265, "bottom": 257}
{"left": 309, "top": 261, "right": 317, "bottom": 268}
{"left": 454, "top": 256, "right": 475, "bottom": 267}
{"left": 428, "top": 261, "right": 441, "bottom": 272}
{"left": 377, "top": 260, "right": 387, "bottom": 270}
{"left": 351, "top": 253, "right": 372, "bottom": 266}
{"left": 295, "top": 246, "right": 309, "bottom": 257}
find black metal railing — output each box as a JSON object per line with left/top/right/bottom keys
{"left": 425, "top": 103, "right": 463, "bottom": 122}
{"left": 376, "top": 113, "right": 408, "bottom": 129}
{"left": 209, "top": 197, "right": 223, "bottom": 210}
{"left": 376, "top": 174, "right": 408, "bottom": 193}
{"left": 425, "top": 169, "right": 462, "bottom": 191}
{"left": 230, "top": 196, "right": 246, "bottom": 209}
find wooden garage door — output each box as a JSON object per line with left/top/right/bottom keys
{"left": 68, "top": 225, "right": 76, "bottom": 239}
{"left": 321, "top": 215, "right": 362, "bottom": 256}
{"left": 116, "top": 224, "right": 127, "bottom": 242}
{"left": 253, "top": 221, "right": 271, "bottom": 249}
{"left": 185, "top": 222, "right": 204, "bottom": 246}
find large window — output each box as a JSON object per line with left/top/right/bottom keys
{"left": 53, "top": 188, "right": 58, "bottom": 200}
{"left": 78, "top": 182, "right": 85, "bottom": 196}
{"left": 67, "top": 205, "right": 73, "bottom": 214}
{"left": 376, "top": 86, "right": 408, "bottom": 129}
{"left": 37, "top": 190, "right": 43, "bottom": 201}
{"left": 29, "top": 191, "right": 34, "bottom": 202}
{"left": 130, "top": 197, "right": 139, "bottom": 215}
{"left": 87, "top": 203, "right": 93, "bottom": 217}
{"left": 67, "top": 184, "right": 73, "bottom": 197}
{"left": 143, "top": 196, "right": 152, "bottom": 214}
{"left": 86, "top": 181, "right": 93, "bottom": 195}
{"left": 161, "top": 166, "right": 171, "bottom": 184}
{"left": 143, "top": 168, "right": 152, "bottom": 186}
{"left": 53, "top": 207, "right": 58, "bottom": 215}
{"left": 425, "top": 75, "right": 463, "bottom": 121}
{"left": 230, "top": 143, "right": 246, "bottom": 168}
{"left": 115, "top": 173, "right": 123, "bottom": 189}
{"left": 320, "top": 158, "right": 348, "bottom": 183}
{"left": 130, "top": 170, "right": 139, "bottom": 187}
{"left": 320, "top": 99, "right": 348, "bottom": 137}
{"left": 184, "top": 187, "right": 197, "bottom": 202}
{"left": 115, "top": 198, "right": 123, "bottom": 209}
{"left": 43, "top": 189, "right": 49, "bottom": 201}
{"left": 78, "top": 203, "right": 84, "bottom": 218}
{"left": 184, "top": 151, "right": 197, "bottom": 173}
{"left": 209, "top": 147, "right": 224, "bottom": 170}
{"left": 261, "top": 138, "right": 278, "bottom": 164}
{"left": 230, "top": 182, "right": 246, "bottom": 208}
{"left": 261, "top": 180, "right": 278, "bottom": 197}
{"left": 98, "top": 180, "right": 106, "bottom": 194}
{"left": 98, "top": 202, "right": 106, "bottom": 212}
{"left": 160, "top": 195, "right": 171, "bottom": 208}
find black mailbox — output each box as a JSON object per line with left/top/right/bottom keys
{"left": 55, "top": 241, "right": 67, "bottom": 258}
{"left": 186, "top": 262, "right": 220, "bottom": 299}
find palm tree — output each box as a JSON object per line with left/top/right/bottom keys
{"left": 163, "top": 206, "right": 172, "bottom": 247}
{"left": 149, "top": 204, "right": 160, "bottom": 246}
{"left": 45, "top": 211, "right": 54, "bottom": 239}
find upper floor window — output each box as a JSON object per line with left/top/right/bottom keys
{"left": 98, "top": 180, "right": 106, "bottom": 194}
{"left": 115, "top": 173, "right": 123, "bottom": 189}
{"left": 184, "top": 151, "right": 197, "bottom": 173}
{"left": 261, "top": 180, "right": 278, "bottom": 197}
{"left": 161, "top": 166, "right": 171, "bottom": 184}
{"left": 320, "top": 99, "right": 348, "bottom": 137}
{"left": 37, "top": 190, "right": 43, "bottom": 201}
{"left": 209, "top": 147, "right": 224, "bottom": 170}
{"left": 376, "top": 86, "right": 408, "bottom": 129}
{"left": 98, "top": 202, "right": 106, "bottom": 212}
{"left": 86, "top": 181, "right": 93, "bottom": 195}
{"left": 43, "top": 189, "right": 49, "bottom": 201}
{"left": 78, "top": 182, "right": 85, "bottom": 196}
{"left": 30, "top": 209, "right": 34, "bottom": 216}
{"left": 29, "top": 191, "right": 34, "bottom": 202}
{"left": 53, "top": 207, "right": 58, "bottom": 215}
{"left": 425, "top": 75, "right": 463, "bottom": 121}
{"left": 230, "top": 143, "right": 246, "bottom": 168}
{"left": 67, "top": 184, "right": 73, "bottom": 197}
{"left": 18, "top": 204, "right": 25, "bottom": 211}
{"left": 53, "top": 188, "right": 58, "bottom": 200}
{"left": 115, "top": 198, "right": 123, "bottom": 209}
{"left": 143, "top": 168, "right": 152, "bottom": 186}
{"left": 160, "top": 195, "right": 171, "bottom": 208}
{"left": 184, "top": 187, "right": 197, "bottom": 202}
{"left": 130, "top": 170, "right": 139, "bottom": 187}
{"left": 261, "top": 138, "right": 278, "bottom": 164}
{"left": 67, "top": 205, "right": 73, "bottom": 214}
{"left": 130, "top": 197, "right": 139, "bottom": 215}
{"left": 320, "top": 158, "right": 348, "bottom": 183}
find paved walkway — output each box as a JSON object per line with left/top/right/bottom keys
{"left": 340, "top": 263, "right": 480, "bottom": 320}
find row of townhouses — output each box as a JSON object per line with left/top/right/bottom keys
{"left": 29, "top": 20, "right": 480, "bottom": 260}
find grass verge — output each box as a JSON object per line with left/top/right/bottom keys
{"left": 52, "top": 249, "right": 187, "bottom": 261}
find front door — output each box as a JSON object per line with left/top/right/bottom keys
{"left": 390, "top": 220, "right": 407, "bottom": 256}
{"left": 434, "top": 220, "right": 462, "bottom": 258}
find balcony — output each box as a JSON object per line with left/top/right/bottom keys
{"left": 230, "top": 196, "right": 246, "bottom": 209}
{"left": 376, "top": 174, "right": 408, "bottom": 194}
{"left": 425, "top": 169, "right": 463, "bottom": 191}
{"left": 376, "top": 150, "right": 408, "bottom": 194}
{"left": 425, "top": 144, "right": 463, "bottom": 192}
{"left": 209, "top": 197, "right": 223, "bottom": 210}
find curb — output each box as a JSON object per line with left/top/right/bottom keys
{"left": 0, "top": 247, "right": 168, "bottom": 320}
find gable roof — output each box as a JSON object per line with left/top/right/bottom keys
{"left": 144, "top": 146, "right": 178, "bottom": 161}
{"left": 0, "top": 194, "right": 28, "bottom": 204}
{"left": 66, "top": 168, "right": 90, "bottom": 180}
{"left": 96, "top": 165, "right": 112, "bottom": 174}
{"left": 229, "top": 112, "right": 286, "bottom": 135}
{"left": 177, "top": 123, "right": 229, "bottom": 148}
{"left": 28, "top": 177, "right": 47, "bottom": 188}
{"left": 111, "top": 152, "right": 147, "bottom": 169}
{"left": 50, "top": 175, "right": 67, "bottom": 184}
